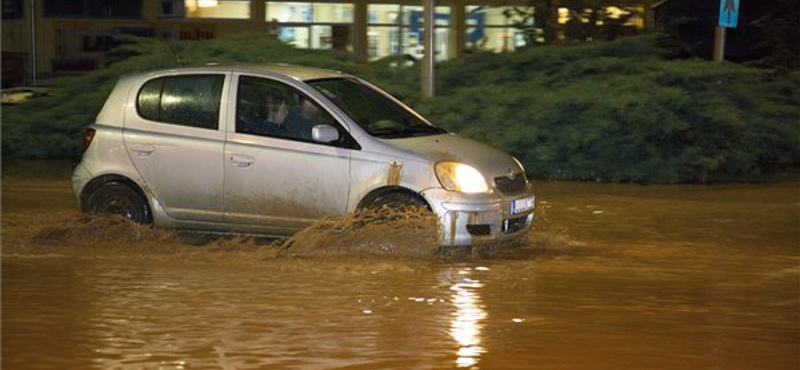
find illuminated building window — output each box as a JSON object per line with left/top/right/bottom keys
{"left": 557, "top": 5, "right": 644, "bottom": 29}
{"left": 466, "top": 5, "right": 536, "bottom": 53}
{"left": 185, "top": 0, "right": 251, "bottom": 19}
{"left": 266, "top": 2, "right": 354, "bottom": 51}
{"left": 606, "top": 6, "right": 645, "bottom": 28}
{"left": 367, "top": 4, "right": 450, "bottom": 61}
{"left": 557, "top": 7, "right": 569, "bottom": 25}
{"left": 267, "top": 2, "right": 353, "bottom": 22}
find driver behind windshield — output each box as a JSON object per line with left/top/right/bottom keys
{"left": 285, "top": 96, "right": 321, "bottom": 140}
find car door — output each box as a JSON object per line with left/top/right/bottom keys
{"left": 223, "top": 74, "right": 353, "bottom": 231}
{"left": 123, "top": 72, "right": 228, "bottom": 222}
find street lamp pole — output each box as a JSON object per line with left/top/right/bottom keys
{"left": 422, "top": 0, "right": 435, "bottom": 97}
{"left": 713, "top": 26, "right": 726, "bottom": 62}
{"left": 30, "top": 0, "right": 38, "bottom": 86}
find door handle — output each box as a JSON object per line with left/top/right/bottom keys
{"left": 130, "top": 144, "right": 155, "bottom": 157}
{"left": 230, "top": 154, "right": 255, "bottom": 168}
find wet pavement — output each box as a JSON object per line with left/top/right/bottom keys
{"left": 2, "top": 162, "right": 798, "bottom": 370}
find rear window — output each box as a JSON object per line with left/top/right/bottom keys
{"left": 137, "top": 75, "right": 224, "bottom": 130}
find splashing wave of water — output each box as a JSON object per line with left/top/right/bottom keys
{"left": 6, "top": 201, "right": 574, "bottom": 261}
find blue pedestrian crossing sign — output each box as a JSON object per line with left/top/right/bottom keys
{"left": 719, "top": 0, "right": 740, "bottom": 28}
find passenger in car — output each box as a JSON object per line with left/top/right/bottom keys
{"left": 238, "top": 93, "right": 288, "bottom": 136}
{"left": 263, "top": 95, "right": 289, "bottom": 134}
{"left": 236, "top": 100, "right": 259, "bottom": 133}
{"left": 285, "top": 97, "right": 320, "bottom": 140}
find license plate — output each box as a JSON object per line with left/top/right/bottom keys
{"left": 511, "top": 196, "right": 535, "bottom": 215}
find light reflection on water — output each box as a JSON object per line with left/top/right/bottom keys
{"left": 449, "top": 268, "right": 487, "bottom": 369}
{"left": 2, "top": 173, "right": 798, "bottom": 370}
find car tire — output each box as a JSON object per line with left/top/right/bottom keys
{"left": 86, "top": 182, "right": 151, "bottom": 224}
{"left": 370, "top": 191, "right": 429, "bottom": 211}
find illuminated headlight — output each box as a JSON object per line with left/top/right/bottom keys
{"left": 435, "top": 162, "right": 490, "bottom": 194}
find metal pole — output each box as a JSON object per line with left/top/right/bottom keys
{"left": 29, "top": 0, "right": 37, "bottom": 86}
{"left": 713, "top": 25, "right": 725, "bottom": 62}
{"left": 422, "top": 0, "right": 435, "bottom": 97}
{"left": 353, "top": 1, "right": 368, "bottom": 62}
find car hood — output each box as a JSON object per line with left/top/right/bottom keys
{"left": 387, "top": 133, "right": 524, "bottom": 180}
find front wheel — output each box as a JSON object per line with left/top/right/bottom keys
{"left": 357, "top": 191, "right": 434, "bottom": 229}
{"left": 85, "top": 182, "right": 151, "bottom": 224}
{"left": 369, "top": 191, "right": 429, "bottom": 212}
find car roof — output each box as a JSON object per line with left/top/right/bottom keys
{"left": 131, "top": 63, "right": 349, "bottom": 82}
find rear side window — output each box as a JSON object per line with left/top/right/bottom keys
{"left": 137, "top": 75, "right": 224, "bottom": 129}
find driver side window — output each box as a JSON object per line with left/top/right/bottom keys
{"left": 236, "top": 76, "right": 338, "bottom": 143}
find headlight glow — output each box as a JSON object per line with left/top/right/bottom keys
{"left": 435, "top": 162, "right": 490, "bottom": 194}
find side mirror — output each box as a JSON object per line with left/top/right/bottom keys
{"left": 312, "top": 124, "right": 340, "bottom": 143}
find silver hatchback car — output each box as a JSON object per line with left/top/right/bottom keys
{"left": 72, "top": 64, "right": 535, "bottom": 246}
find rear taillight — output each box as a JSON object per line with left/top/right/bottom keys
{"left": 81, "top": 129, "right": 96, "bottom": 153}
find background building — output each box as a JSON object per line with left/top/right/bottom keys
{"left": 2, "top": 0, "right": 655, "bottom": 87}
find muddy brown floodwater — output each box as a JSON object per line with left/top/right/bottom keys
{"left": 2, "top": 161, "right": 798, "bottom": 370}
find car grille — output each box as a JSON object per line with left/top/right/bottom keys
{"left": 467, "top": 216, "right": 530, "bottom": 237}
{"left": 467, "top": 224, "right": 492, "bottom": 236}
{"left": 503, "top": 216, "right": 528, "bottom": 234}
{"left": 494, "top": 174, "right": 527, "bottom": 195}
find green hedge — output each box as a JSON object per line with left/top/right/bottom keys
{"left": 420, "top": 37, "right": 800, "bottom": 182}
{"left": 3, "top": 33, "right": 798, "bottom": 183}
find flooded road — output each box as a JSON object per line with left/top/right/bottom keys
{"left": 2, "top": 162, "right": 798, "bottom": 370}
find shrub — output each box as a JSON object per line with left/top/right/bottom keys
{"left": 3, "top": 33, "right": 798, "bottom": 183}
{"left": 420, "top": 37, "right": 800, "bottom": 183}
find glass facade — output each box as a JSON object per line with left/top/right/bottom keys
{"left": 466, "top": 6, "right": 535, "bottom": 53}
{"left": 6, "top": 0, "right": 652, "bottom": 86}
{"left": 266, "top": 2, "right": 354, "bottom": 51}
{"left": 48, "top": 1, "right": 643, "bottom": 60}
{"left": 185, "top": 0, "right": 251, "bottom": 19}
{"left": 174, "top": 2, "right": 646, "bottom": 59}
{"left": 367, "top": 4, "right": 450, "bottom": 61}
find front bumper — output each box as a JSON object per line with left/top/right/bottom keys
{"left": 422, "top": 184, "right": 536, "bottom": 247}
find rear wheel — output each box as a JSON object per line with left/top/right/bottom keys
{"left": 85, "top": 182, "right": 151, "bottom": 224}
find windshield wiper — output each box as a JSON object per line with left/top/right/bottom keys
{"left": 368, "top": 127, "right": 405, "bottom": 137}
{"left": 370, "top": 125, "right": 446, "bottom": 138}
{"left": 407, "top": 125, "right": 446, "bottom": 135}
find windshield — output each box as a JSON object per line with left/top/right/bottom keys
{"left": 308, "top": 78, "right": 447, "bottom": 139}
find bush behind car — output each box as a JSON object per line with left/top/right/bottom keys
{"left": 3, "top": 33, "right": 798, "bottom": 183}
